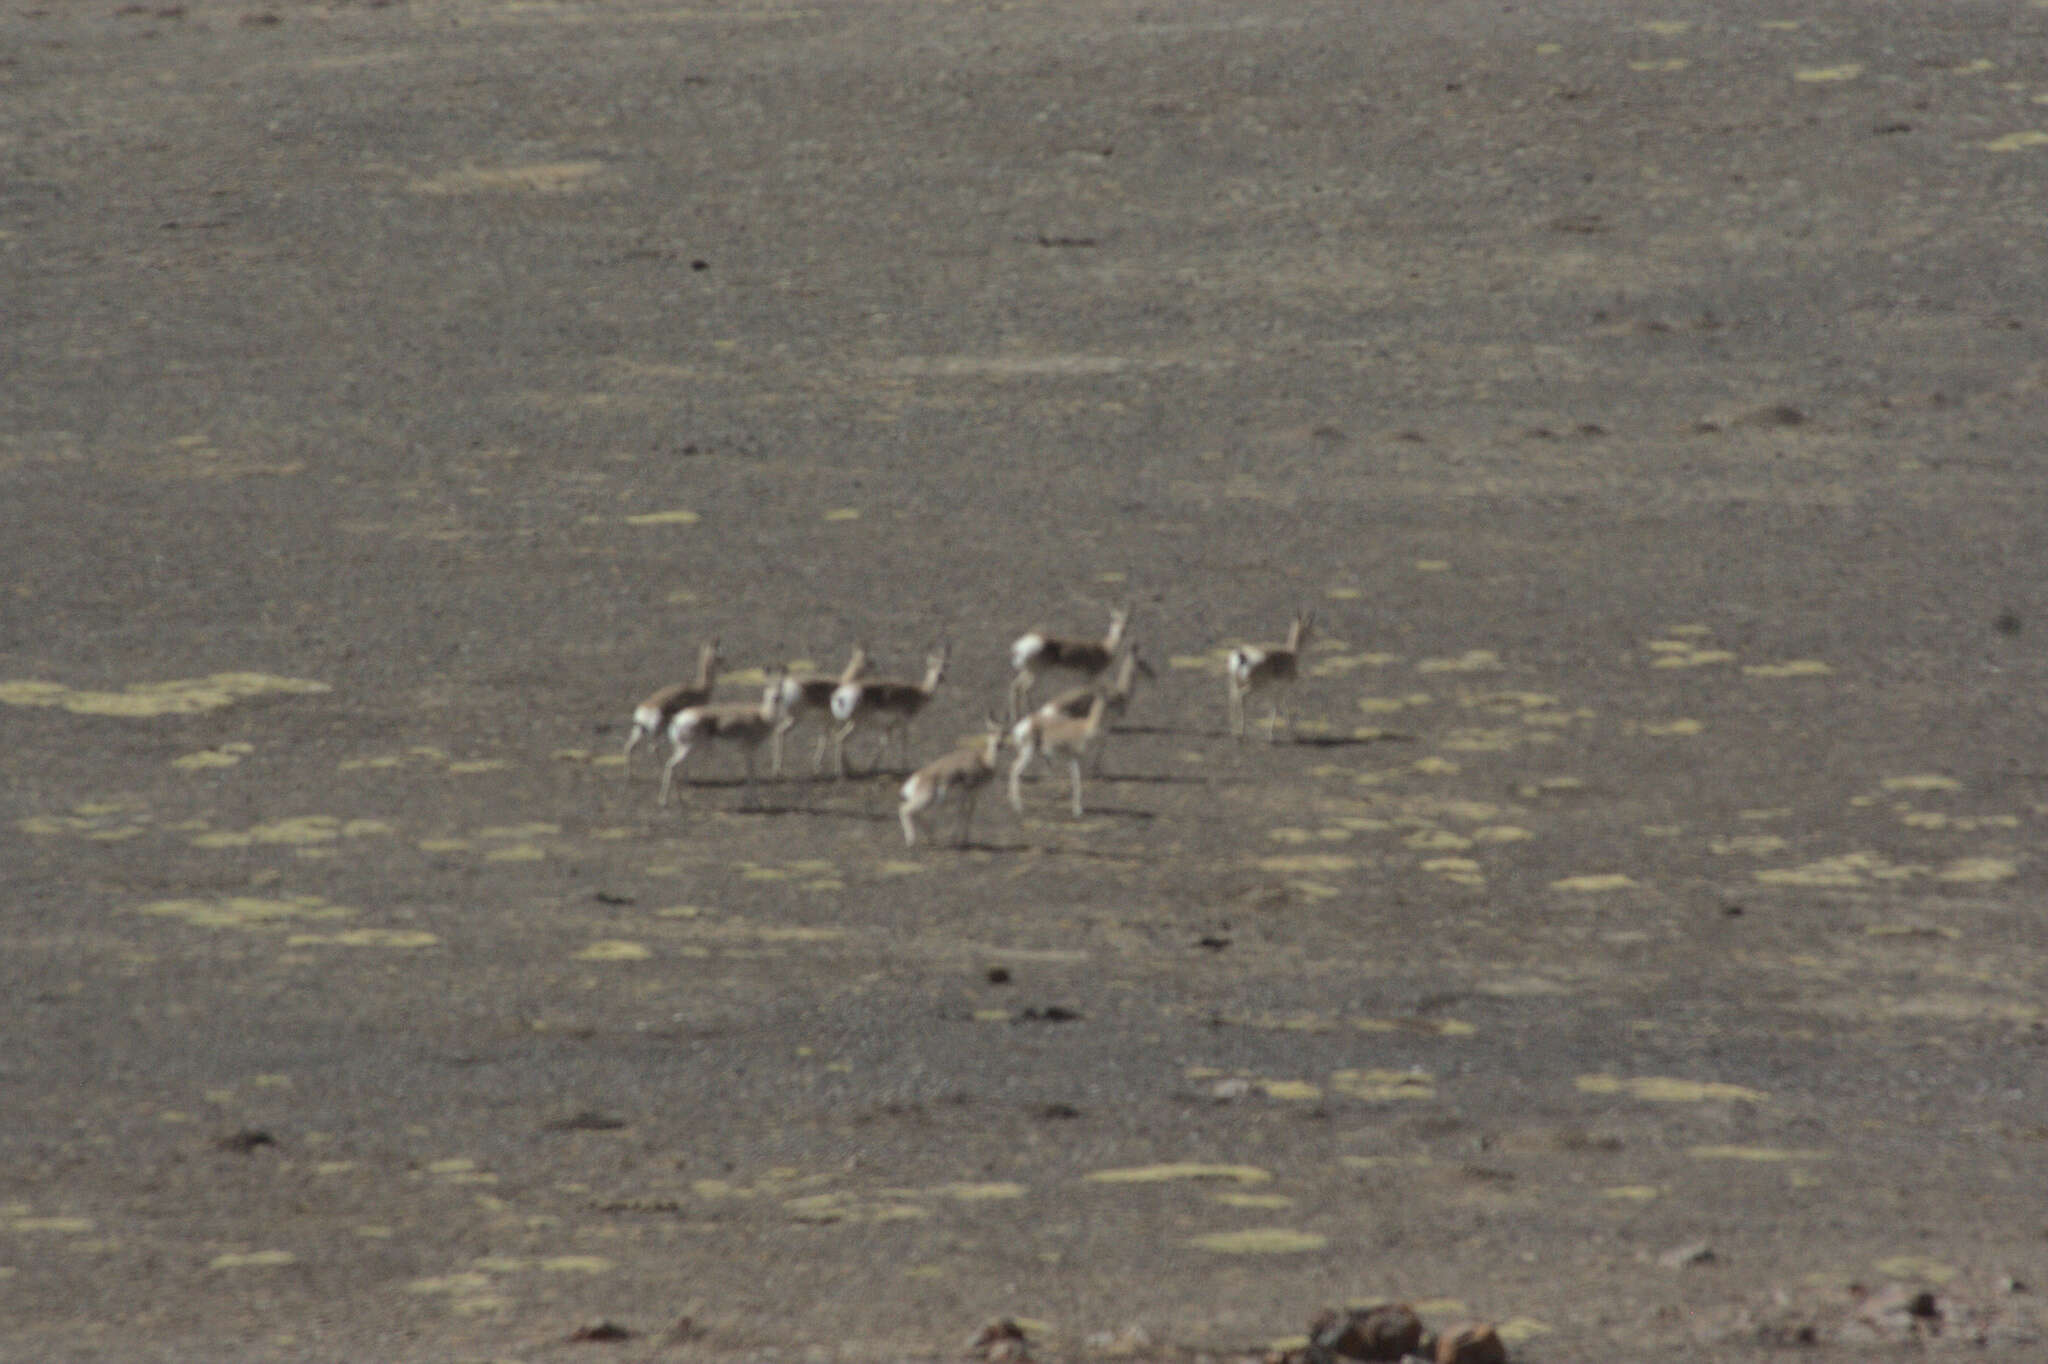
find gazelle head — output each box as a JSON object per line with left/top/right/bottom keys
{"left": 1287, "top": 611, "right": 1315, "bottom": 652}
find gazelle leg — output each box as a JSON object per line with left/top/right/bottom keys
{"left": 1008, "top": 743, "right": 1035, "bottom": 813}
{"left": 659, "top": 742, "right": 692, "bottom": 807}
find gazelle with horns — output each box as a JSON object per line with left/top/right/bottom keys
{"left": 830, "top": 643, "right": 950, "bottom": 776}
{"left": 767, "top": 644, "right": 870, "bottom": 777}
{"left": 1031, "top": 645, "right": 1153, "bottom": 776}
{"left": 1009, "top": 692, "right": 1110, "bottom": 818}
{"left": 658, "top": 666, "right": 789, "bottom": 808}
{"left": 623, "top": 639, "right": 722, "bottom": 777}
{"left": 1227, "top": 610, "right": 1314, "bottom": 742}
{"left": 1008, "top": 606, "right": 1129, "bottom": 721}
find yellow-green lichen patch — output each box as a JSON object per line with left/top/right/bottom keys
{"left": 1601, "top": 1185, "right": 1660, "bottom": 1201}
{"left": 1576, "top": 1074, "right": 1767, "bottom": 1103}
{"left": 1550, "top": 874, "right": 1637, "bottom": 893}
{"left": 1352, "top": 1016, "right": 1476, "bottom": 1037}
{"left": 6, "top": 1215, "right": 95, "bottom": 1234}
{"left": 138, "top": 895, "right": 353, "bottom": 932}
{"left": 1687, "top": 1145, "right": 1830, "bottom": 1162}
{"left": 539, "top": 1256, "right": 614, "bottom": 1274}
{"left": 623, "top": 509, "right": 699, "bottom": 526}
{"left": 1711, "top": 834, "right": 1788, "bottom": 856}
{"left": 573, "top": 940, "right": 652, "bottom": 962}
{"left": 1984, "top": 130, "right": 2048, "bottom": 152}
{"left": 0, "top": 673, "right": 328, "bottom": 717}
{"left": 192, "top": 815, "right": 394, "bottom": 849}
{"left": 1882, "top": 774, "right": 1961, "bottom": 793}
{"left": 1309, "top": 652, "right": 1399, "bottom": 678}
{"left": 1755, "top": 851, "right": 1927, "bottom": 886}
{"left": 1646, "top": 644, "right": 1737, "bottom": 668}
{"left": 173, "top": 742, "right": 256, "bottom": 771}
{"left": 1084, "top": 1164, "right": 1272, "bottom": 1186}
{"left": 1188, "top": 1228, "right": 1327, "bottom": 1254}
{"left": 1214, "top": 1192, "right": 1296, "bottom": 1209}
{"left": 1329, "top": 1069, "right": 1435, "bottom": 1102}
{"left": 1256, "top": 854, "right": 1358, "bottom": 875}
{"left": 1743, "top": 660, "right": 1832, "bottom": 678}
{"left": 1640, "top": 718, "right": 1703, "bottom": 736}
{"left": 1937, "top": 857, "right": 2017, "bottom": 883}
{"left": 1416, "top": 650, "right": 1501, "bottom": 674}
{"left": 929, "top": 1182, "right": 1027, "bottom": 1201}
{"left": 1357, "top": 693, "right": 1433, "bottom": 714}
{"left": 286, "top": 929, "right": 438, "bottom": 949}
{"left": 1794, "top": 63, "right": 1864, "bottom": 82}
{"left": 208, "top": 1250, "right": 296, "bottom": 1270}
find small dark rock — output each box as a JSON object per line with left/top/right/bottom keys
{"left": 216, "top": 1128, "right": 276, "bottom": 1153}
{"left": 566, "top": 1320, "right": 634, "bottom": 1342}
{"left": 985, "top": 966, "right": 1012, "bottom": 984}
{"left": 1435, "top": 1321, "right": 1507, "bottom": 1364}
{"left": 1658, "top": 1239, "right": 1717, "bottom": 1269}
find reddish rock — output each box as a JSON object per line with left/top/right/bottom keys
{"left": 1435, "top": 1321, "right": 1507, "bottom": 1364}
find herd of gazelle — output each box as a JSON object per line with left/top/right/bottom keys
{"left": 623, "top": 607, "right": 1314, "bottom": 846}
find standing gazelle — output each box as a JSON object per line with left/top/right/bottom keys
{"left": 768, "top": 644, "right": 870, "bottom": 777}
{"left": 1008, "top": 607, "right": 1129, "bottom": 721}
{"left": 624, "top": 639, "right": 722, "bottom": 777}
{"left": 1009, "top": 693, "right": 1110, "bottom": 817}
{"left": 658, "top": 666, "right": 788, "bottom": 808}
{"left": 1033, "top": 646, "right": 1154, "bottom": 776}
{"left": 1227, "top": 611, "right": 1314, "bottom": 742}
{"left": 899, "top": 719, "right": 1004, "bottom": 847}
{"left": 830, "top": 643, "right": 950, "bottom": 776}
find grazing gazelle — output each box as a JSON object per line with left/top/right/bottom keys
{"left": 768, "top": 644, "right": 870, "bottom": 777}
{"left": 1008, "top": 606, "right": 1129, "bottom": 721}
{"left": 830, "top": 643, "right": 950, "bottom": 776}
{"left": 624, "top": 639, "right": 722, "bottom": 777}
{"left": 658, "top": 666, "right": 788, "bottom": 808}
{"left": 899, "top": 719, "right": 1004, "bottom": 847}
{"left": 1227, "top": 610, "right": 1314, "bottom": 742}
{"left": 1009, "top": 692, "right": 1109, "bottom": 817}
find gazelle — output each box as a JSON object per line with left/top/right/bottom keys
{"left": 658, "top": 666, "right": 788, "bottom": 808}
{"left": 624, "top": 639, "right": 722, "bottom": 777}
{"left": 1009, "top": 692, "right": 1109, "bottom": 817}
{"left": 899, "top": 719, "right": 1004, "bottom": 847}
{"left": 1008, "top": 607, "right": 1129, "bottom": 721}
{"left": 830, "top": 643, "right": 949, "bottom": 776}
{"left": 1227, "top": 610, "right": 1314, "bottom": 742}
{"left": 1033, "top": 646, "right": 1154, "bottom": 776}
{"left": 768, "top": 644, "right": 870, "bottom": 777}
